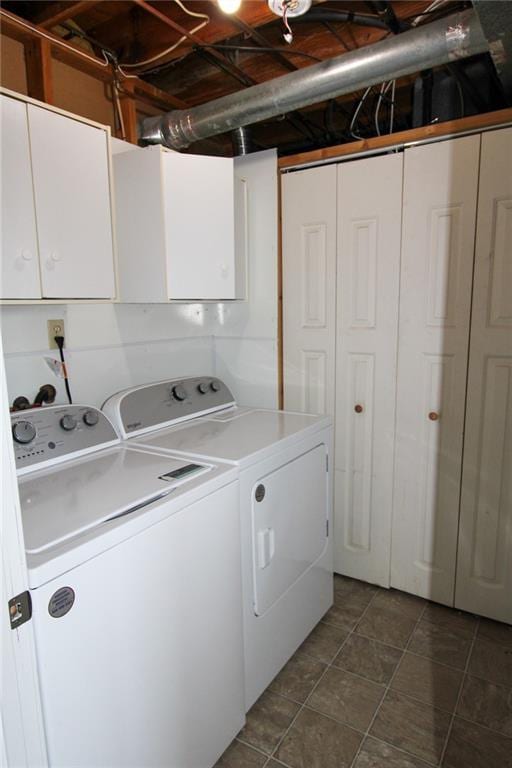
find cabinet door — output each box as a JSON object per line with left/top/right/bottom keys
{"left": 335, "top": 154, "right": 402, "bottom": 586}
{"left": 163, "top": 153, "right": 235, "bottom": 300}
{"left": 27, "top": 105, "right": 115, "bottom": 299}
{"left": 391, "top": 136, "right": 480, "bottom": 604}
{"left": 455, "top": 128, "right": 512, "bottom": 624}
{"left": 0, "top": 96, "right": 40, "bottom": 299}
{"left": 282, "top": 165, "right": 337, "bottom": 415}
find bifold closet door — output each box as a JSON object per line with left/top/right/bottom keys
{"left": 282, "top": 165, "right": 337, "bottom": 415}
{"left": 334, "top": 154, "right": 402, "bottom": 586}
{"left": 455, "top": 128, "right": 512, "bottom": 624}
{"left": 391, "top": 135, "right": 480, "bottom": 605}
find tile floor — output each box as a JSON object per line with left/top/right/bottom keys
{"left": 216, "top": 575, "right": 512, "bottom": 768}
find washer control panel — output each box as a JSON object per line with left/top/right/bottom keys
{"left": 11, "top": 405, "right": 118, "bottom": 473}
{"left": 104, "top": 377, "right": 235, "bottom": 438}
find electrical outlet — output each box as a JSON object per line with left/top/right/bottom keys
{"left": 47, "top": 319, "right": 65, "bottom": 350}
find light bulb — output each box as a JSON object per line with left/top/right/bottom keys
{"left": 217, "top": 0, "right": 241, "bottom": 13}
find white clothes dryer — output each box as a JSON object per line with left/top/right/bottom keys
{"left": 11, "top": 404, "right": 244, "bottom": 768}
{"left": 103, "top": 377, "right": 333, "bottom": 709}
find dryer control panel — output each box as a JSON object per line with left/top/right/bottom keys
{"left": 103, "top": 377, "right": 235, "bottom": 439}
{"left": 11, "top": 405, "right": 118, "bottom": 475}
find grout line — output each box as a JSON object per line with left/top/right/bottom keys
{"left": 437, "top": 616, "right": 481, "bottom": 766}
{"left": 262, "top": 587, "right": 382, "bottom": 768}
{"left": 348, "top": 600, "right": 429, "bottom": 768}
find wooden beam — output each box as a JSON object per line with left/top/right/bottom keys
{"left": 117, "top": 79, "right": 138, "bottom": 143}
{"left": 33, "top": 1, "right": 101, "bottom": 30}
{"left": 0, "top": 9, "right": 188, "bottom": 112}
{"left": 278, "top": 108, "right": 512, "bottom": 168}
{"left": 24, "top": 37, "right": 54, "bottom": 103}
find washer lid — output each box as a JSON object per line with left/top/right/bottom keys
{"left": 18, "top": 446, "right": 212, "bottom": 554}
{"left": 130, "top": 409, "right": 331, "bottom": 467}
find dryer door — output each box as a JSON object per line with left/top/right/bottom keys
{"left": 252, "top": 444, "right": 328, "bottom": 616}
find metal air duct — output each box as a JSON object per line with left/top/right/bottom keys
{"left": 140, "top": 9, "right": 488, "bottom": 149}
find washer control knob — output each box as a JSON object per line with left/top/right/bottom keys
{"left": 210, "top": 380, "right": 221, "bottom": 392}
{"left": 172, "top": 384, "right": 187, "bottom": 402}
{"left": 60, "top": 414, "right": 77, "bottom": 431}
{"left": 83, "top": 410, "right": 99, "bottom": 427}
{"left": 12, "top": 420, "right": 36, "bottom": 444}
{"left": 197, "top": 382, "right": 209, "bottom": 394}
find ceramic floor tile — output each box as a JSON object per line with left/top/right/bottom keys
{"left": 457, "top": 675, "right": 512, "bottom": 736}
{"left": 408, "top": 620, "right": 472, "bottom": 669}
{"left": 477, "top": 618, "right": 512, "bottom": 648}
{"left": 370, "top": 589, "right": 426, "bottom": 621}
{"left": 391, "top": 652, "right": 463, "bottom": 712}
{"left": 238, "top": 691, "right": 300, "bottom": 755}
{"left": 442, "top": 717, "right": 512, "bottom": 768}
{"left": 370, "top": 689, "right": 451, "bottom": 764}
{"left": 323, "top": 599, "right": 370, "bottom": 633}
{"left": 215, "top": 740, "right": 267, "bottom": 768}
{"left": 421, "top": 603, "right": 477, "bottom": 637}
{"left": 357, "top": 604, "right": 417, "bottom": 649}
{"left": 333, "top": 575, "right": 378, "bottom": 601}
{"left": 307, "top": 666, "right": 384, "bottom": 731}
{"left": 353, "top": 737, "right": 433, "bottom": 768}
{"left": 268, "top": 651, "right": 326, "bottom": 703}
{"left": 333, "top": 633, "right": 402, "bottom": 685}
{"left": 468, "top": 637, "right": 512, "bottom": 687}
{"left": 299, "top": 621, "right": 348, "bottom": 664}
{"left": 274, "top": 707, "right": 362, "bottom": 768}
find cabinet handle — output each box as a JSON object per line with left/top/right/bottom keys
{"left": 428, "top": 411, "right": 439, "bottom": 421}
{"left": 21, "top": 249, "right": 33, "bottom": 262}
{"left": 50, "top": 252, "right": 62, "bottom": 263}
{"left": 354, "top": 404, "right": 364, "bottom": 414}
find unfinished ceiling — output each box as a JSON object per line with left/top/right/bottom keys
{"left": 2, "top": 0, "right": 508, "bottom": 155}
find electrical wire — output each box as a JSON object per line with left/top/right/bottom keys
{"left": 199, "top": 43, "right": 322, "bottom": 62}
{"left": 349, "top": 86, "right": 373, "bottom": 139}
{"left": 54, "top": 337, "right": 73, "bottom": 405}
{"left": 118, "top": 0, "right": 209, "bottom": 72}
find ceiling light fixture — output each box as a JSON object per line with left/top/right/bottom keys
{"left": 217, "top": 0, "right": 242, "bottom": 14}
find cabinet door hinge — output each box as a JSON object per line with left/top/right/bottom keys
{"left": 326, "top": 454, "right": 329, "bottom": 472}
{"left": 326, "top": 519, "right": 329, "bottom": 538}
{"left": 8, "top": 591, "right": 32, "bottom": 630}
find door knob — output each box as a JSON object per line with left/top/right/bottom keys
{"left": 428, "top": 411, "right": 439, "bottom": 421}
{"left": 354, "top": 404, "right": 364, "bottom": 414}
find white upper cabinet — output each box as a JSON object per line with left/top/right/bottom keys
{"left": 114, "top": 146, "right": 243, "bottom": 301}
{"left": 27, "top": 104, "right": 115, "bottom": 299}
{"left": 0, "top": 94, "right": 116, "bottom": 301}
{"left": 0, "top": 96, "right": 40, "bottom": 299}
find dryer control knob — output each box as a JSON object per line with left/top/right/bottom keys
{"left": 197, "top": 382, "right": 209, "bottom": 394}
{"left": 12, "top": 420, "right": 36, "bottom": 444}
{"left": 210, "top": 380, "right": 221, "bottom": 392}
{"left": 83, "top": 410, "right": 99, "bottom": 427}
{"left": 60, "top": 414, "right": 77, "bottom": 431}
{"left": 172, "top": 384, "right": 187, "bottom": 402}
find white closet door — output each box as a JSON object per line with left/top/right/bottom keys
{"left": 27, "top": 104, "right": 115, "bottom": 299}
{"left": 455, "top": 127, "right": 512, "bottom": 624}
{"left": 0, "top": 96, "right": 41, "bottom": 299}
{"left": 282, "top": 165, "right": 337, "bottom": 415}
{"left": 334, "top": 154, "right": 402, "bottom": 586}
{"left": 391, "top": 135, "right": 480, "bottom": 604}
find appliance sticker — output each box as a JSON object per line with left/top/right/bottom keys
{"left": 48, "top": 587, "right": 75, "bottom": 618}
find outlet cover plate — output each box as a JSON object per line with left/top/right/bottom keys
{"left": 47, "top": 319, "right": 65, "bottom": 350}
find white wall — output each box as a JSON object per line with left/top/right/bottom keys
{"left": 0, "top": 150, "right": 279, "bottom": 411}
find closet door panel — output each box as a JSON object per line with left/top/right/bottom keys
{"left": 335, "top": 154, "right": 402, "bottom": 586}
{"left": 391, "top": 136, "right": 480, "bottom": 604}
{"left": 455, "top": 127, "right": 512, "bottom": 624}
{"left": 282, "top": 166, "right": 337, "bottom": 415}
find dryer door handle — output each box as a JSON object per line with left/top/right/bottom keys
{"left": 257, "top": 527, "right": 275, "bottom": 569}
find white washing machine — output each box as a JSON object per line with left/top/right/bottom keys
{"left": 11, "top": 404, "right": 244, "bottom": 768}
{"left": 103, "top": 377, "right": 333, "bottom": 709}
